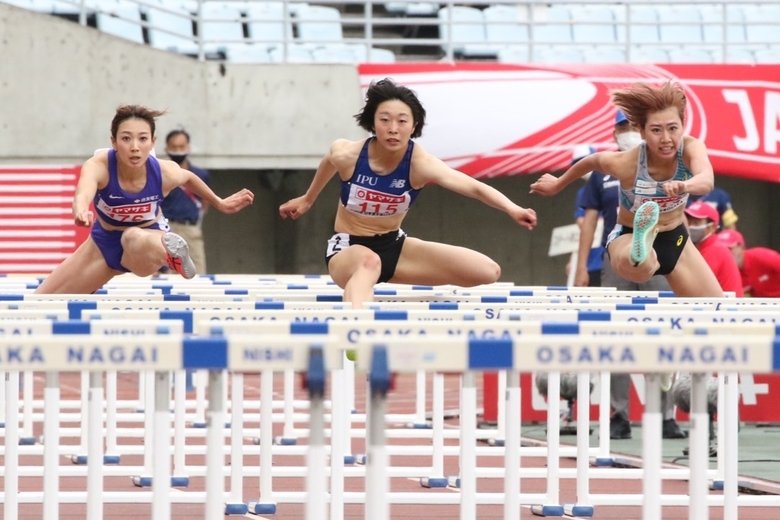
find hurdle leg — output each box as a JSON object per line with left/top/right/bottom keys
{"left": 226, "top": 372, "right": 248, "bottom": 514}
{"left": 421, "top": 372, "right": 446, "bottom": 488}
{"left": 458, "top": 372, "right": 478, "bottom": 519}
{"left": 723, "top": 372, "right": 739, "bottom": 520}
{"left": 193, "top": 369, "right": 207, "bottom": 427}
{"left": 408, "top": 369, "right": 430, "bottom": 428}
{"left": 153, "top": 371, "right": 172, "bottom": 520}
{"left": 642, "top": 374, "right": 662, "bottom": 520}
{"left": 104, "top": 370, "right": 120, "bottom": 464}
{"left": 713, "top": 372, "right": 725, "bottom": 490}
{"left": 689, "top": 373, "right": 710, "bottom": 520}
{"left": 247, "top": 369, "right": 277, "bottom": 515}
{"left": 366, "top": 346, "right": 390, "bottom": 520}
{"left": 488, "top": 369, "right": 506, "bottom": 446}
{"left": 87, "top": 371, "right": 104, "bottom": 520}
{"left": 305, "top": 345, "right": 327, "bottom": 520}
{"left": 595, "top": 370, "right": 613, "bottom": 466}
{"left": 565, "top": 372, "right": 594, "bottom": 517}
{"left": 344, "top": 355, "right": 356, "bottom": 463}
{"left": 206, "top": 370, "right": 227, "bottom": 520}
{"left": 72, "top": 370, "right": 89, "bottom": 464}
{"left": 274, "top": 369, "right": 297, "bottom": 445}
{"left": 172, "top": 370, "right": 189, "bottom": 487}
{"left": 43, "top": 371, "right": 60, "bottom": 520}
{"left": 21, "top": 370, "right": 35, "bottom": 444}
{"left": 4, "top": 371, "right": 20, "bottom": 520}
{"left": 330, "top": 367, "right": 346, "bottom": 519}
{"left": 531, "top": 371, "right": 563, "bottom": 516}
{"left": 133, "top": 370, "right": 156, "bottom": 486}
{"left": 504, "top": 371, "right": 521, "bottom": 520}
{"left": 0, "top": 370, "right": 6, "bottom": 427}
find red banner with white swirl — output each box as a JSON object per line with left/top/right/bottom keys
{"left": 359, "top": 63, "right": 780, "bottom": 182}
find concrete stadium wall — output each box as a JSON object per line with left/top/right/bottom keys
{"left": 0, "top": 3, "right": 364, "bottom": 169}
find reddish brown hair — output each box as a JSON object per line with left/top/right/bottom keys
{"left": 611, "top": 80, "right": 686, "bottom": 130}
{"left": 110, "top": 105, "right": 167, "bottom": 138}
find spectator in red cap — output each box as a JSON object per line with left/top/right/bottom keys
{"left": 718, "top": 230, "right": 780, "bottom": 297}
{"left": 684, "top": 201, "right": 743, "bottom": 296}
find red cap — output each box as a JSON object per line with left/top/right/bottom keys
{"left": 717, "top": 229, "right": 745, "bottom": 248}
{"left": 684, "top": 201, "right": 720, "bottom": 227}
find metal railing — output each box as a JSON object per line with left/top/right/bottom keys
{"left": 7, "top": 0, "right": 780, "bottom": 63}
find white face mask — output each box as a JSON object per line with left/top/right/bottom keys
{"left": 616, "top": 131, "right": 643, "bottom": 151}
{"left": 688, "top": 224, "right": 712, "bottom": 244}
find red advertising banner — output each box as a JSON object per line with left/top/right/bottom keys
{"left": 358, "top": 63, "right": 780, "bottom": 183}
{"left": 0, "top": 165, "right": 88, "bottom": 274}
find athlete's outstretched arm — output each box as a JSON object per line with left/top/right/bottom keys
{"left": 412, "top": 147, "right": 536, "bottom": 230}
{"left": 279, "top": 139, "right": 347, "bottom": 220}
{"left": 162, "top": 161, "right": 254, "bottom": 214}
{"left": 662, "top": 137, "right": 714, "bottom": 197}
{"left": 72, "top": 155, "right": 106, "bottom": 227}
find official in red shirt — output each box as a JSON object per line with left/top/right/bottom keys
{"left": 718, "top": 230, "right": 780, "bottom": 297}
{"left": 684, "top": 201, "right": 744, "bottom": 296}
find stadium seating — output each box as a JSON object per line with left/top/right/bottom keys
{"left": 95, "top": 4, "right": 143, "bottom": 44}
{"left": 5, "top": 0, "right": 780, "bottom": 64}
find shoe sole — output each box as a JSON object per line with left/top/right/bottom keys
{"left": 631, "top": 201, "right": 660, "bottom": 266}
{"left": 162, "top": 232, "right": 197, "bottom": 280}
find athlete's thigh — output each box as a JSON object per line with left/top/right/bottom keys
{"left": 391, "top": 237, "right": 497, "bottom": 286}
{"left": 664, "top": 240, "right": 723, "bottom": 297}
{"left": 326, "top": 244, "right": 378, "bottom": 288}
{"left": 36, "top": 238, "right": 118, "bottom": 294}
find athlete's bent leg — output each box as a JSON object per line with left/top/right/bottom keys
{"left": 391, "top": 238, "right": 501, "bottom": 286}
{"left": 328, "top": 245, "right": 382, "bottom": 309}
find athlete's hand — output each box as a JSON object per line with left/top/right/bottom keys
{"left": 574, "top": 265, "right": 590, "bottom": 287}
{"left": 74, "top": 210, "right": 94, "bottom": 227}
{"left": 217, "top": 189, "right": 254, "bottom": 214}
{"left": 529, "top": 173, "right": 561, "bottom": 196}
{"left": 511, "top": 206, "right": 537, "bottom": 230}
{"left": 662, "top": 180, "right": 687, "bottom": 197}
{"left": 279, "top": 196, "right": 312, "bottom": 220}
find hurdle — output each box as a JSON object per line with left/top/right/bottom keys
{"left": 4, "top": 286, "right": 780, "bottom": 516}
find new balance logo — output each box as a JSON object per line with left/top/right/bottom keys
{"left": 388, "top": 179, "right": 406, "bottom": 189}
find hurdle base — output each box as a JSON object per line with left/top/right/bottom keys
{"left": 420, "top": 477, "right": 448, "bottom": 488}
{"left": 171, "top": 476, "right": 190, "bottom": 487}
{"left": 592, "top": 457, "right": 616, "bottom": 467}
{"left": 19, "top": 436, "right": 36, "bottom": 445}
{"left": 356, "top": 454, "right": 367, "bottom": 465}
{"left": 564, "top": 504, "right": 594, "bottom": 517}
{"left": 404, "top": 421, "right": 432, "bottom": 429}
{"left": 447, "top": 476, "right": 460, "bottom": 488}
{"left": 70, "top": 454, "right": 122, "bottom": 465}
{"left": 487, "top": 438, "right": 505, "bottom": 447}
{"left": 273, "top": 436, "right": 298, "bottom": 446}
{"left": 225, "top": 502, "right": 249, "bottom": 515}
{"left": 0, "top": 422, "right": 4, "bottom": 428}
{"left": 344, "top": 454, "right": 357, "bottom": 465}
{"left": 246, "top": 500, "right": 276, "bottom": 515}
{"left": 530, "top": 504, "right": 565, "bottom": 516}
{"left": 191, "top": 421, "right": 207, "bottom": 429}
{"left": 132, "top": 476, "right": 153, "bottom": 487}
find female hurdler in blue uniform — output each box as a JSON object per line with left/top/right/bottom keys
{"left": 35, "top": 104, "right": 254, "bottom": 294}
{"left": 279, "top": 78, "right": 537, "bottom": 308}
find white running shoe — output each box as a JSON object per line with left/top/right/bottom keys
{"left": 162, "top": 232, "right": 197, "bottom": 280}
{"left": 631, "top": 201, "right": 660, "bottom": 266}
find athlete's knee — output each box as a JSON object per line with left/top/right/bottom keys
{"left": 466, "top": 259, "right": 501, "bottom": 286}
{"left": 358, "top": 250, "right": 382, "bottom": 275}
{"left": 120, "top": 227, "right": 143, "bottom": 249}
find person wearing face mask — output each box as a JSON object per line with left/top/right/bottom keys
{"left": 567, "top": 109, "right": 682, "bottom": 440}
{"left": 567, "top": 145, "right": 603, "bottom": 287}
{"left": 161, "top": 129, "right": 211, "bottom": 274}
{"left": 718, "top": 229, "right": 780, "bottom": 297}
{"left": 684, "top": 201, "right": 743, "bottom": 296}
